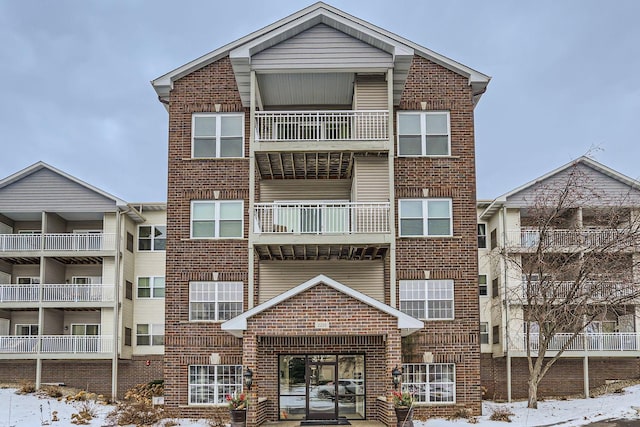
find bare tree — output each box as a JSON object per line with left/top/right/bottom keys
{"left": 500, "top": 160, "right": 640, "bottom": 408}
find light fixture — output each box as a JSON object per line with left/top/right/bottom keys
{"left": 244, "top": 366, "right": 253, "bottom": 390}
{"left": 392, "top": 365, "right": 402, "bottom": 389}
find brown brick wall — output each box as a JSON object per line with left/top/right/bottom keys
{"left": 481, "top": 354, "right": 640, "bottom": 400}
{"left": 395, "top": 55, "right": 481, "bottom": 417}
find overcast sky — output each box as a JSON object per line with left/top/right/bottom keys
{"left": 1, "top": 1, "right": 638, "bottom": 202}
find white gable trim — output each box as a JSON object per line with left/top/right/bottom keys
{"left": 221, "top": 274, "right": 423, "bottom": 337}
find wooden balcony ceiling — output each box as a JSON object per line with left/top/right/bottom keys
{"left": 256, "top": 152, "right": 385, "bottom": 179}
{"left": 0, "top": 256, "right": 39, "bottom": 265}
{"left": 254, "top": 244, "right": 388, "bottom": 261}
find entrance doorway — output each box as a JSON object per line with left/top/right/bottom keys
{"left": 279, "top": 354, "right": 365, "bottom": 421}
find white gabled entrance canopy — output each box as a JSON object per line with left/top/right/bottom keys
{"left": 221, "top": 274, "right": 423, "bottom": 338}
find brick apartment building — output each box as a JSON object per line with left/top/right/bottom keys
{"left": 152, "top": 2, "right": 490, "bottom": 424}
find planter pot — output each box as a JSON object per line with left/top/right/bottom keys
{"left": 230, "top": 409, "right": 247, "bottom": 427}
{"left": 394, "top": 407, "right": 414, "bottom": 427}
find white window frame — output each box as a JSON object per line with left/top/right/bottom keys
{"left": 190, "top": 200, "right": 244, "bottom": 239}
{"left": 70, "top": 324, "right": 100, "bottom": 336}
{"left": 402, "top": 363, "right": 456, "bottom": 404}
{"left": 399, "top": 280, "right": 455, "bottom": 320}
{"left": 189, "top": 281, "right": 243, "bottom": 322}
{"left": 188, "top": 364, "right": 243, "bottom": 405}
{"left": 478, "top": 275, "right": 488, "bottom": 297}
{"left": 137, "top": 276, "right": 166, "bottom": 299}
{"left": 398, "top": 199, "right": 453, "bottom": 237}
{"left": 477, "top": 223, "right": 487, "bottom": 248}
{"left": 15, "top": 324, "right": 39, "bottom": 336}
{"left": 136, "top": 323, "right": 165, "bottom": 346}
{"left": 480, "top": 322, "right": 489, "bottom": 345}
{"left": 137, "top": 225, "right": 167, "bottom": 251}
{"left": 16, "top": 277, "right": 40, "bottom": 285}
{"left": 192, "top": 113, "right": 244, "bottom": 159}
{"left": 397, "top": 111, "right": 450, "bottom": 157}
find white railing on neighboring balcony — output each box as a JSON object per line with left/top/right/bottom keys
{"left": 0, "top": 233, "right": 116, "bottom": 252}
{"left": 255, "top": 110, "right": 389, "bottom": 142}
{"left": 520, "top": 280, "right": 637, "bottom": 300}
{"left": 0, "top": 284, "right": 114, "bottom": 303}
{"left": 520, "top": 332, "right": 640, "bottom": 352}
{"left": 254, "top": 202, "right": 390, "bottom": 234}
{"left": 505, "top": 228, "right": 621, "bottom": 248}
{"left": 0, "top": 335, "right": 113, "bottom": 354}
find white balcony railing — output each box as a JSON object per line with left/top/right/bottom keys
{"left": 0, "top": 284, "right": 114, "bottom": 303}
{"left": 255, "top": 110, "right": 389, "bottom": 142}
{"left": 254, "top": 202, "right": 390, "bottom": 235}
{"left": 0, "top": 233, "right": 116, "bottom": 252}
{"left": 506, "top": 229, "right": 621, "bottom": 248}
{"left": 0, "top": 335, "right": 113, "bottom": 354}
{"left": 521, "top": 280, "right": 637, "bottom": 300}
{"left": 521, "top": 332, "right": 640, "bottom": 352}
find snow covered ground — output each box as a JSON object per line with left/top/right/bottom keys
{"left": 0, "top": 384, "right": 639, "bottom": 427}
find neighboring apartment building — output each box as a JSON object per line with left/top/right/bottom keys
{"left": 152, "top": 2, "right": 489, "bottom": 424}
{"left": 478, "top": 157, "right": 640, "bottom": 400}
{"left": 0, "top": 162, "right": 166, "bottom": 398}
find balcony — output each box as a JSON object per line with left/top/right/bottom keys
{"left": 505, "top": 228, "right": 621, "bottom": 250}
{"left": 0, "top": 233, "right": 116, "bottom": 253}
{"left": 515, "top": 332, "right": 640, "bottom": 353}
{"left": 518, "top": 280, "right": 637, "bottom": 301}
{"left": 253, "top": 202, "right": 391, "bottom": 260}
{"left": 0, "top": 283, "right": 114, "bottom": 305}
{"left": 0, "top": 335, "right": 113, "bottom": 356}
{"left": 254, "top": 110, "right": 389, "bottom": 179}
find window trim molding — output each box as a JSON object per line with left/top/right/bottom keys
{"left": 189, "top": 281, "right": 244, "bottom": 322}
{"left": 190, "top": 200, "right": 244, "bottom": 240}
{"left": 397, "top": 111, "right": 451, "bottom": 157}
{"left": 136, "top": 276, "right": 166, "bottom": 299}
{"left": 136, "top": 323, "right": 165, "bottom": 346}
{"left": 399, "top": 279, "right": 455, "bottom": 320}
{"left": 401, "top": 363, "right": 456, "bottom": 405}
{"left": 191, "top": 113, "right": 245, "bottom": 159}
{"left": 188, "top": 364, "right": 243, "bottom": 406}
{"left": 398, "top": 198, "right": 453, "bottom": 237}
{"left": 137, "top": 224, "right": 167, "bottom": 252}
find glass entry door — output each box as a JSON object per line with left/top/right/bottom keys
{"left": 279, "top": 354, "right": 365, "bottom": 421}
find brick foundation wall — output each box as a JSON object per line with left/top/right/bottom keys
{"left": 481, "top": 354, "right": 640, "bottom": 400}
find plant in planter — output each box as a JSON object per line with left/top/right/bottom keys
{"left": 226, "top": 391, "right": 248, "bottom": 426}
{"left": 392, "top": 390, "right": 414, "bottom": 427}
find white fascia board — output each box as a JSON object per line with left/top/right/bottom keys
{"left": 221, "top": 274, "right": 424, "bottom": 338}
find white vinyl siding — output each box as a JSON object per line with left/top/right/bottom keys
{"left": 260, "top": 180, "right": 351, "bottom": 202}
{"left": 353, "top": 76, "right": 387, "bottom": 110}
{"left": 398, "top": 112, "right": 450, "bottom": 156}
{"left": 258, "top": 261, "right": 384, "bottom": 303}
{"left": 352, "top": 157, "right": 389, "bottom": 202}
{"left": 192, "top": 113, "right": 244, "bottom": 158}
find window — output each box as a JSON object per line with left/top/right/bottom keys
{"left": 398, "top": 112, "right": 450, "bottom": 156}
{"left": 492, "top": 325, "right": 500, "bottom": 344}
{"left": 15, "top": 324, "right": 38, "bottom": 335}
{"left": 126, "top": 232, "right": 134, "bottom": 252}
{"left": 398, "top": 199, "right": 452, "bottom": 237}
{"left": 125, "top": 281, "right": 133, "bottom": 300}
{"left": 192, "top": 113, "right": 244, "bottom": 158}
{"left": 17, "top": 277, "right": 40, "bottom": 285}
{"left": 490, "top": 228, "right": 498, "bottom": 250}
{"left": 137, "top": 277, "right": 165, "bottom": 298}
{"left": 191, "top": 201, "right": 243, "bottom": 239}
{"left": 189, "top": 365, "right": 243, "bottom": 405}
{"left": 136, "top": 324, "right": 165, "bottom": 346}
{"left": 477, "top": 224, "right": 487, "bottom": 248}
{"left": 492, "top": 278, "right": 499, "bottom": 299}
{"left": 189, "top": 282, "right": 243, "bottom": 321}
{"left": 478, "top": 275, "right": 488, "bottom": 296}
{"left": 480, "top": 322, "right": 489, "bottom": 344}
{"left": 138, "top": 225, "right": 166, "bottom": 251}
{"left": 399, "top": 280, "right": 454, "bottom": 320}
{"left": 71, "top": 324, "right": 99, "bottom": 335}
{"left": 402, "top": 363, "right": 455, "bottom": 404}
{"left": 124, "top": 327, "right": 132, "bottom": 346}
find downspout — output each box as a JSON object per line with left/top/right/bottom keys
{"left": 387, "top": 68, "right": 397, "bottom": 308}
{"left": 248, "top": 70, "right": 256, "bottom": 309}
{"left": 501, "top": 206, "right": 512, "bottom": 402}
{"left": 112, "top": 208, "right": 123, "bottom": 401}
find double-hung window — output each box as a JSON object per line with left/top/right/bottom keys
{"left": 480, "top": 322, "right": 489, "bottom": 344}
{"left": 191, "top": 201, "right": 243, "bottom": 238}
{"left": 192, "top": 113, "right": 244, "bottom": 158}
{"left": 397, "top": 111, "right": 450, "bottom": 156}
{"left": 402, "top": 363, "right": 455, "bottom": 404}
{"left": 136, "top": 323, "right": 165, "bottom": 346}
{"left": 189, "top": 365, "right": 243, "bottom": 405}
{"left": 399, "top": 199, "right": 452, "bottom": 237}
{"left": 137, "top": 276, "right": 165, "bottom": 298}
{"left": 138, "top": 225, "right": 166, "bottom": 251}
{"left": 189, "top": 281, "right": 243, "bottom": 321}
{"left": 399, "top": 280, "right": 454, "bottom": 320}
